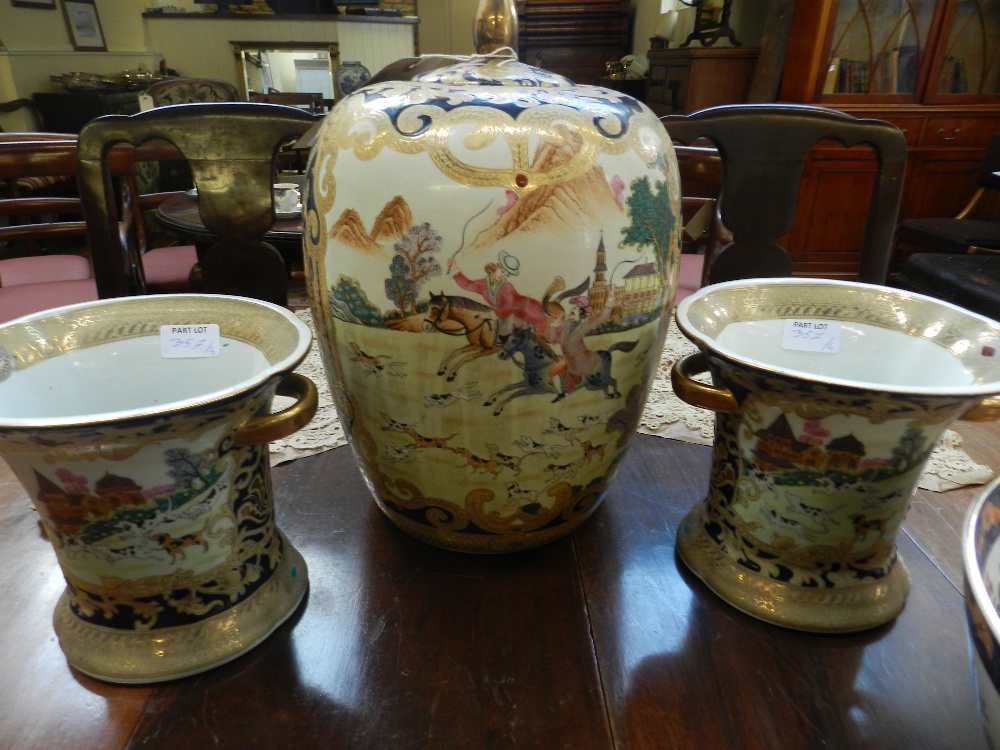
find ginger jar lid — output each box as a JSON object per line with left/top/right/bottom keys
{"left": 414, "top": 52, "right": 574, "bottom": 88}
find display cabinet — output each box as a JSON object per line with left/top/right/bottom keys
{"left": 515, "top": 0, "right": 631, "bottom": 85}
{"left": 32, "top": 91, "right": 141, "bottom": 134}
{"left": 777, "top": 0, "right": 1000, "bottom": 278}
{"left": 645, "top": 47, "right": 758, "bottom": 116}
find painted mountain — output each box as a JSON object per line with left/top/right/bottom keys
{"left": 465, "top": 125, "right": 626, "bottom": 254}
{"left": 326, "top": 124, "right": 625, "bottom": 256}
{"left": 329, "top": 208, "right": 385, "bottom": 252}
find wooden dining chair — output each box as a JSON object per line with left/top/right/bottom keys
{"left": 77, "top": 102, "right": 322, "bottom": 305}
{"left": 890, "top": 135, "right": 1000, "bottom": 320}
{"left": 0, "top": 137, "right": 202, "bottom": 320}
{"left": 0, "top": 131, "right": 81, "bottom": 205}
{"left": 139, "top": 78, "right": 242, "bottom": 194}
{"left": 249, "top": 91, "right": 327, "bottom": 113}
{"left": 0, "top": 98, "right": 45, "bottom": 133}
{"left": 662, "top": 103, "right": 908, "bottom": 286}
{"left": 673, "top": 145, "right": 724, "bottom": 304}
{"left": 895, "top": 134, "right": 1000, "bottom": 259}
{"left": 144, "top": 78, "right": 240, "bottom": 107}
{"left": 0, "top": 138, "right": 98, "bottom": 322}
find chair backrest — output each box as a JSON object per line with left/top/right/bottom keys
{"left": 0, "top": 137, "right": 185, "bottom": 277}
{"left": 249, "top": 91, "right": 327, "bottom": 113}
{"left": 674, "top": 145, "right": 723, "bottom": 277}
{"left": 77, "top": 102, "right": 322, "bottom": 304}
{"left": 0, "top": 99, "right": 45, "bottom": 132}
{"left": 144, "top": 78, "right": 240, "bottom": 107}
{"left": 0, "top": 138, "right": 99, "bottom": 321}
{"left": 662, "top": 103, "right": 908, "bottom": 285}
{"left": 0, "top": 139, "right": 87, "bottom": 257}
{"left": 978, "top": 133, "right": 1000, "bottom": 192}
{"left": 0, "top": 132, "right": 81, "bottom": 198}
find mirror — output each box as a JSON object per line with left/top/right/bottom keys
{"left": 232, "top": 41, "right": 340, "bottom": 104}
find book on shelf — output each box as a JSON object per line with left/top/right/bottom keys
{"left": 939, "top": 56, "right": 968, "bottom": 94}
{"left": 834, "top": 59, "right": 870, "bottom": 93}
{"left": 823, "top": 57, "right": 840, "bottom": 95}
{"left": 854, "top": 60, "right": 869, "bottom": 93}
{"left": 871, "top": 50, "right": 896, "bottom": 94}
{"left": 896, "top": 45, "right": 918, "bottom": 94}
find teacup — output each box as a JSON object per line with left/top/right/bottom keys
{"left": 273, "top": 182, "right": 301, "bottom": 214}
{"left": 0, "top": 294, "right": 317, "bottom": 682}
{"left": 672, "top": 278, "right": 1000, "bottom": 632}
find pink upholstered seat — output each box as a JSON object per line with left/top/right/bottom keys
{"left": 675, "top": 254, "right": 706, "bottom": 305}
{"left": 0, "top": 254, "right": 91, "bottom": 286}
{"left": 139, "top": 244, "right": 200, "bottom": 292}
{"left": 0, "top": 279, "right": 98, "bottom": 324}
{"left": 0, "top": 255, "right": 98, "bottom": 323}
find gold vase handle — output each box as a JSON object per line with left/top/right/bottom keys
{"left": 234, "top": 373, "right": 319, "bottom": 446}
{"left": 670, "top": 352, "right": 740, "bottom": 414}
{"left": 960, "top": 395, "right": 1000, "bottom": 422}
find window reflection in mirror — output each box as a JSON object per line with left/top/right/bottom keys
{"left": 233, "top": 42, "right": 339, "bottom": 105}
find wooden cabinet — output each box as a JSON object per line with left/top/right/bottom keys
{"left": 645, "top": 47, "right": 758, "bottom": 117}
{"left": 515, "top": 0, "right": 630, "bottom": 85}
{"left": 32, "top": 91, "right": 141, "bottom": 134}
{"left": 778, "top": 0, "right": 1000, "bottom": 278}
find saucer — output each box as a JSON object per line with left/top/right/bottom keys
{"left": 276, "top": 205, "right": 302, "bottom": 220}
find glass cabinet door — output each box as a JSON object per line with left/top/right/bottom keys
{"left": 822, "top": 0, "right": 938, "bottom": 99}
{"left": 927, "top": 0, "right": 1000, "bottom": 100}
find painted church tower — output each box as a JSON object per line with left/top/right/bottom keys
{"left": 590, "top": 233, "right": 610, "bottom": 313}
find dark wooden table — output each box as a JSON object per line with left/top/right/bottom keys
{"left": 155, "top": 192, "right": 305, "bottom": 265}
{"left": 0, "top": 426, "right": 993, "bottom": 749}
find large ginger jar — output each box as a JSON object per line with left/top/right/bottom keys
{"left": 304, "top": 56, "right": 681, "bottom": 552}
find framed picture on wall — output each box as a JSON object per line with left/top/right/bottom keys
{"left": 62, "top": 0, "right": 106, "bottom": 52}
{"left": 11, "top": 1, "right": 58, "bottom": 8}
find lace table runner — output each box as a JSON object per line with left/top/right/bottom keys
{"left": 272, "top": 310, "right": 992, "bottom": 492}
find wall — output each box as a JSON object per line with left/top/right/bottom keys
{"left": 145, "top": 15, "right": 415, "bottom": 88}
{"left": 0, "top": 0, "right": 160, "bottom": 122}
{"left": 416, "top": 0, "right": 476, "bottom": 56}
{"left": 0, "top": 0, "right": 772, "bottom": 131}
{"left": 0, "top": 0, "right": 415, "bottom": 129}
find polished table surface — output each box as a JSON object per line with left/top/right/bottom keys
{"left": 1, "top": 422, "right": 995, "bottom": 749}
{"left": 155, "top": 192, "right": 306, "bottom": 305}
{"left": 156, "top": 192, "right": 305, "bottom": 255}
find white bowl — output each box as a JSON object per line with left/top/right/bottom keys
{"left": 964, "top": 476, "right": 1000, "bottom": 748}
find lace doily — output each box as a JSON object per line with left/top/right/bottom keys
{"left": 270, "top": 310, "right": 346, "bottom": 465}
{"left": 919, "top": 428, "right": 994, "bottom": 492}
{"left": 271, "top": 312, "right": 993, "bottom": 492}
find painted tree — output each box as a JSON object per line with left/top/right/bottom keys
{"left": 385, "top": 255, "right": 417, "bottom": 317}
{"left": 889, "top": 427, "right": 927, "bottom": 472}
{"left": 391, "top": 222, "right": 443, "bottom": 314}
{"left": 620, "top": 176, "right": 674, "bottom": 277}
{"left": 165, "top": 448, "right": 208, "bottom": 490}
{"left": 332, "top": 277, "right": 382, "bottom": 326}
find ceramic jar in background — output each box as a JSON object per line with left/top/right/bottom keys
{"left": 673, "top": 278, "right": 1000, "bottom": 632}
{"left": 305, "top": 55, "right": 681, "bottom": 553}
{"left": 0, "top": 295, "right": 317, "bottom": 682}
{"left": 334, "top": 61, "right": 371, "bottom": 98}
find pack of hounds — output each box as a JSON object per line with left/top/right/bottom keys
{"left": 379, "top": 411, "right": 612, "bottom": 508}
